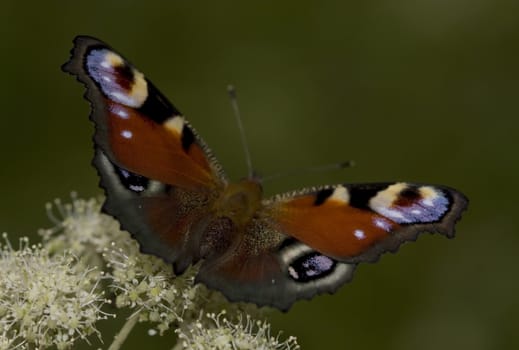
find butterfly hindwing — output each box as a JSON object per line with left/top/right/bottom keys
{"left": 195, "top": 215, "right": 356, "bottom": 311}
{"left": 94, "top": 150, "right": 215, "bottom": 271}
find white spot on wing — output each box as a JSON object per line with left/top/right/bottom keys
{"left": 288, "top": 266, "right": 299, "bottom": 280}
{"left": 121, "top": 130, "right": 132, "bottom": 139}
{"left": 422, "top": 199, "right": 434, "bottom": 207}
{"left": 129, "top": 184, "right": 145, "bottom": 192}
{"left": 354, "top": 229, "right": 366, "bottom": 240}
{"left": 373, "top": 217, "right": 393, "bottom": 231}
{"left": 110, "top": 92, "right": 138, "bottom": 107}
{"left": 110, "top": 105, "right": 129, "bottom": 119}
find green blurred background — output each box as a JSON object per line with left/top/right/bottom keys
{"left": 2, "top": 0, "right": 518, "bottom": 349}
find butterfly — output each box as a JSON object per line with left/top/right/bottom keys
{"left": 63, "top": 36, "right": 468, "bottom": 311}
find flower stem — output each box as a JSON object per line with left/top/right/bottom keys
{"left": 108, "top": 315, "right": 139, "bottom": 350}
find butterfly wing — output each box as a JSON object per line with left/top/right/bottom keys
{"left": 196, "top": 214, "right": 357, "bottom": 310}
{"left": 196, "top": 182, "right": 466, "bottom": 310}
{"left": 270, "top": 182, "right": 468, "bottom": 262}
{"left": 63, "top": 36, "right": 226, "bottom": 271}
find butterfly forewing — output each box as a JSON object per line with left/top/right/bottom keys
{"left": 62, "top": 36, "right": 226, "bottom": 190}
{"left": 63, "top": 36, "right": 226, "bottom": 271}
{"left": 269, "top": 182, "right": 468, "bottom": 262}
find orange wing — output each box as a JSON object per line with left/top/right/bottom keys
{"left": 63, "top": 36, "right": 226, "bottom": 271}
{"left": 195, "top": 182, "right": 466, "bottom": 310}
{"left": 63, "top": 36, "right": 225, "bottom": 191}
{"left": 270, "top": 182, "right": 468, "bottom": 262}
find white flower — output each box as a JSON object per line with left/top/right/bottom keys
{"left": 10, "top": 195, "right": 298, "bottom": 349}
{"left": 176, "top": 312, "right": 300, "bottom": 350}
{"left": 40, "top": 195, "right": 123, "bottom": 264}
{"left": 104, "top": 237, "right": 199, "bottom": 334}
{"left": 0, "top": 234, "right": 111, "bottom": 349}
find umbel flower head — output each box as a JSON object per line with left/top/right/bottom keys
{"left": 104, "top": 236, "right": 200, "bottom": 335}
{"left": 0, "top": 195, "right": 300, "bottom": 350}
{"left": 176, "top": 311, "right": 300, "bottom": 350}
{"left": 0, "top": 234, "right": 111, "bottom": 349}
{"left": 40, "top": 195, "right": 122, "bottom": 265}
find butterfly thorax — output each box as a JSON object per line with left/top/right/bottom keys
{"left": 213, "top": 179, "right": 262, "bottom": 227}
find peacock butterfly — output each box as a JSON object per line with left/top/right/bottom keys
{"left": 63, "top": 36, "right": 468, "bottom": 310}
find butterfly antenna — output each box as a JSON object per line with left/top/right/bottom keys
{"left": 263, "top": 160, "right": 355, "bottom": 183}
{"left": 227, "top": 85, "right": 254, "bottom": 178}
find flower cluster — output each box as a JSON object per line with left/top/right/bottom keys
{"left": 176, "top": 311, "right": 300, "bottom": 350}
{"left": 104, "top": 238, "right": 200, "bottom": 334}
{"left": 0, "top": 234, "right": 110, "bottom": 349}
{"left": 40, "top": 195, "right": 122, "bottom": 264}
{"left": 0, "top": 196, "right": 300, "bottom": 349}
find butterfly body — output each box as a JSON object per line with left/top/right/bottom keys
{"left": 64, "top": 36, "right": 468, "bottom": 310}
{"left": 213, "top": 179, "right": 263, "bottom": 227}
